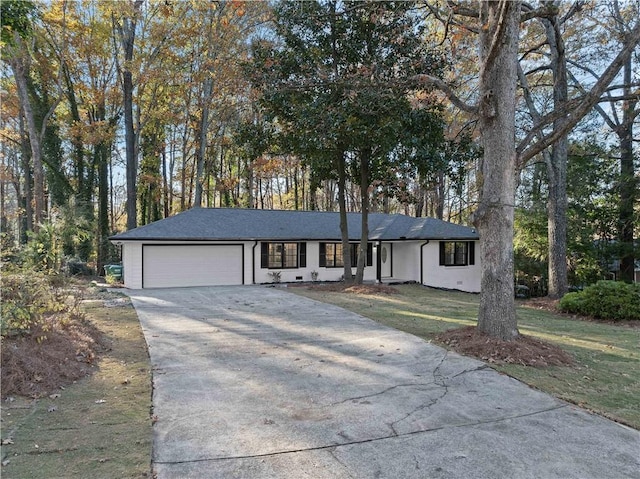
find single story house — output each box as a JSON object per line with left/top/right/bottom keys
{"left": 109, "top": 208, "right": 481, "bottom": 292}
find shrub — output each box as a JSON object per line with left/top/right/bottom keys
{"left": 0, "top": 271, "right": 81, "bottom": 339}
{"left": 558, "top": 291, "right": 585, "bottom": 314}
{"left": 559, "top": 280, "right": 640, "bottom": 321}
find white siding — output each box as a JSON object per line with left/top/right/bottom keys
{"left": 388, "top": 242, "right": 421, "bottom": 281}
{"left": 253, "top": 241, "right": 376, "bottom": 284}
{"left": 117, "top": 238, "right": 480, "bottom": 292}
{"left": 421, "top": 241, "right": 481, "bottom": 293}
{"left": 122, "top": 242, "right": 143, "bottom": 289}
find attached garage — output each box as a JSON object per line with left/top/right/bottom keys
{"left": 142, "top": 244, "right": 244, "bottom": 288}
{"left": 111, "top": 208, "right": 480, "bottom": 292}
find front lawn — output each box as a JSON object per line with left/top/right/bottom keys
{"left": 291, "top": 284, "right": 640, "bottom": 429}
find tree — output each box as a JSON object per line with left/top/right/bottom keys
{"left": 422, "top": 1, "right": 640, "bottom": 339}
{"left": 112, "top": 0, "right": 143, "bottom": 231}
{"left": 565, "top": 1, "right": 639, "bottom": 283}
{"left": 518, "top": 1, "right": 571, "bottom": 298}
{"left": 251, "top": 0, "right": 444, "bottom": 283}
{"left": 2, "top": 0, "right": 48, "bottom": 231}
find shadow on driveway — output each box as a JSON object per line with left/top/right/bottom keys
{"left": 127, "top": 286, "right": 640, "bottom": 479}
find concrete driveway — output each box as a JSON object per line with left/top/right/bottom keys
{"left": 127, "top": 286, "right": 639, "bottom": 479}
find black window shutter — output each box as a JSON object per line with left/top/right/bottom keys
{"left": 261, "top": 242, "right": 269, "bottom": 268}
{"left": 366, "top": 243, "right": 373, "bottom": 266}
{"left": 299, "top": 242, "right": 306, "bottom": 268}
{"left": 439, "top": 241, "right": 445, "bottom": 266}
{"left": 468, "top": 241, "right": 475, "bottom": 265}
{"left": 319, "top": 243, "right": 326, "bottom": 267}
{"left": 351, "top": 244, "right": 358, "bottom": 267}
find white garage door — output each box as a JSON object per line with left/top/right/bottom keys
{"left": 143, "top": 245, "right": 243, "bottom": 288}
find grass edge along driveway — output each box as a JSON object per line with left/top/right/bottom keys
{"left": 0, "top": 291, "right": 153, "bottom": 479}
{"left": 291, "top": 284, "right": 639, "bottom": 430}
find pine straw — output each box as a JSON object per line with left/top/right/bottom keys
{"left": 1, "top": 315, "right": 104, "bottom": 398}
{"left": 435, "top": 326, "right": 574, "bottom": 367}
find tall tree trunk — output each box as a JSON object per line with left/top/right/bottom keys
{"left": 19, "top": 113, "right": 33, "bottom": 239}
{"left": 97, "top": 139, "right": 110, "bottom": 276}
{"left": 544, "top": 14, "right": 569, "bottom": 299}
{"left": 64, "top": 65, "right": 92, "bottom": 233}
{"left": 619, "top": 56, "right": 636, "bottom": 283}
{"left": 115, "top": 0, "right": 142, "bottom": 230}
{"left": 436, "top": 171, "right": 445, "bottom": 220}
{"left": 473, "top": 0, "right": 521, "bottom": 341}
{"left": 162, "top": 145, "right": 169, "bottom": 218}
{"left": 123, "top": 68, "right": 137, "bottom": 229}
{"left": 355, "top": 149, "right": 370, "bottom": 284}
{"left": 194, "top": 77, "right": 213, "bottom": 208}
{"left": 337, "top": 149, "right": 352, "bottom": 284}
{"left": 11, "top": 41, "right": 45, "bottom": 230}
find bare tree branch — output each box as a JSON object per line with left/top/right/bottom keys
{"left": 517, "top": 20, "right": 640, "bottom": 164}
{"left": 414, "top": 74, "right": 479, "bottom": 114}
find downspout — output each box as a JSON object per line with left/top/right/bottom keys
{"left": 376, "top": 241, "right": 382, "bottom": 283}
{"left": 252, "top": 241, "right": 258, "bottom": 285}
{"left": 420, "top": 240, "right": 430, "bottom": 284}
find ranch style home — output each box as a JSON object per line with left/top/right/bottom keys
{"left": 109, "top": 208, "right": 481, "bottom": 292}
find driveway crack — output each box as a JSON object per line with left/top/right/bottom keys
{"left": 327, "top": 382, "right": 435, "bottom": 407}
{"left": 153, "top": 404, "right": 569, "bottom": 466}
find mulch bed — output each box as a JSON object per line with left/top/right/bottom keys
{"left": 435, "top": 326, "right": 574, "bottom": 367}
{"left": 1, "top": 316, "right": 104, "bottom": 399}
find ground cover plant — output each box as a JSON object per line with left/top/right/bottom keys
{"left": 1, "top": 278, "right": 152, "bottom": 478}
{"left": 292, "top": 283, "right": 640, "bottom": 429}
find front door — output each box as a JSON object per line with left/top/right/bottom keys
{"left": 381, "top": 243, "right": 392, "bottom": 278}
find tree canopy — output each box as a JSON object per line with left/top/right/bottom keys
{"left": 1, "top": 0, "right": 638, "bottom": 340}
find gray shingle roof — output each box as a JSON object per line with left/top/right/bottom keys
{"left": 110, "top": 208, "right": 478, "bottom": 242}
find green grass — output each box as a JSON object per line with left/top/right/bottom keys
{"left": 1, "top": 291, "right": 152, "bottom": 478}
{"left": 292, "top": 284, "right": 640, "bottom": 429}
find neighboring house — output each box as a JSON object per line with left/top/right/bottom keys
{"left": 109, "top": 208, "right": 481, "bottom": 292}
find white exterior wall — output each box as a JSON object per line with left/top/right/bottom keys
{"left": 421, "top": 241, "right": 481, "bottom": 293}
{"left": 117, "top": 239, "right": 478, "bottom": 291}
{"left": 253, "top": 241, "right": 376, "bottom": 284}
{"left": 119, "top": 241, "right": 255, "bottom": 289}
{"left": 388, "top": 242, "right": 421, "bottom": 281}
{"left": 121, "top": 242, "right": 143, "bottom": 289}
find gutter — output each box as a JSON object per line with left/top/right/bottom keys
{"left": 252, "top": 241, "right": 258, "bottom": 285}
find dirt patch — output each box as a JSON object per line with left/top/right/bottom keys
{"left": 305, "top": 283, "right": 399, "bottom": 295}
{"left": 435, "top": 326, "right": 574, "bottom": 367}
{"left": 519, "top": 296, "right": 560, "bottom": 313}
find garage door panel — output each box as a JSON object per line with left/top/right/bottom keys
{"left": 143, "top": 245, "right": 243, "bottom": 288}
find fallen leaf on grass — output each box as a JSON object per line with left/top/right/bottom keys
{"left": 2, "top": 459, "right": 10, "bottom": 467}
{"left": 49, "top": 393, "right": 61, "bottom": 399}
{"left": 48, "top": 406, "right": 57, "bottom": 413}
{"left": 1, "top": 438, "right": 14, "bottom": 445}
{"left": 95, "top": 399, "right": 106, "bottom": 404}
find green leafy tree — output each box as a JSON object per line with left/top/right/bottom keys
{"left": 250, "top": 0, "right": 445, "bottom": 282}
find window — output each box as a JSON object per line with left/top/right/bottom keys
{"left": 261, "top": 242, "right": 306, "bottom": 269}
{"left": 320, "top": 243, "right": 372, "bottom": 268}
{"left": 439, "top": 241, "right": 475, "bottom": 266}
{"left": 322, "top": 243, "right": 344, "bottom": 267}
